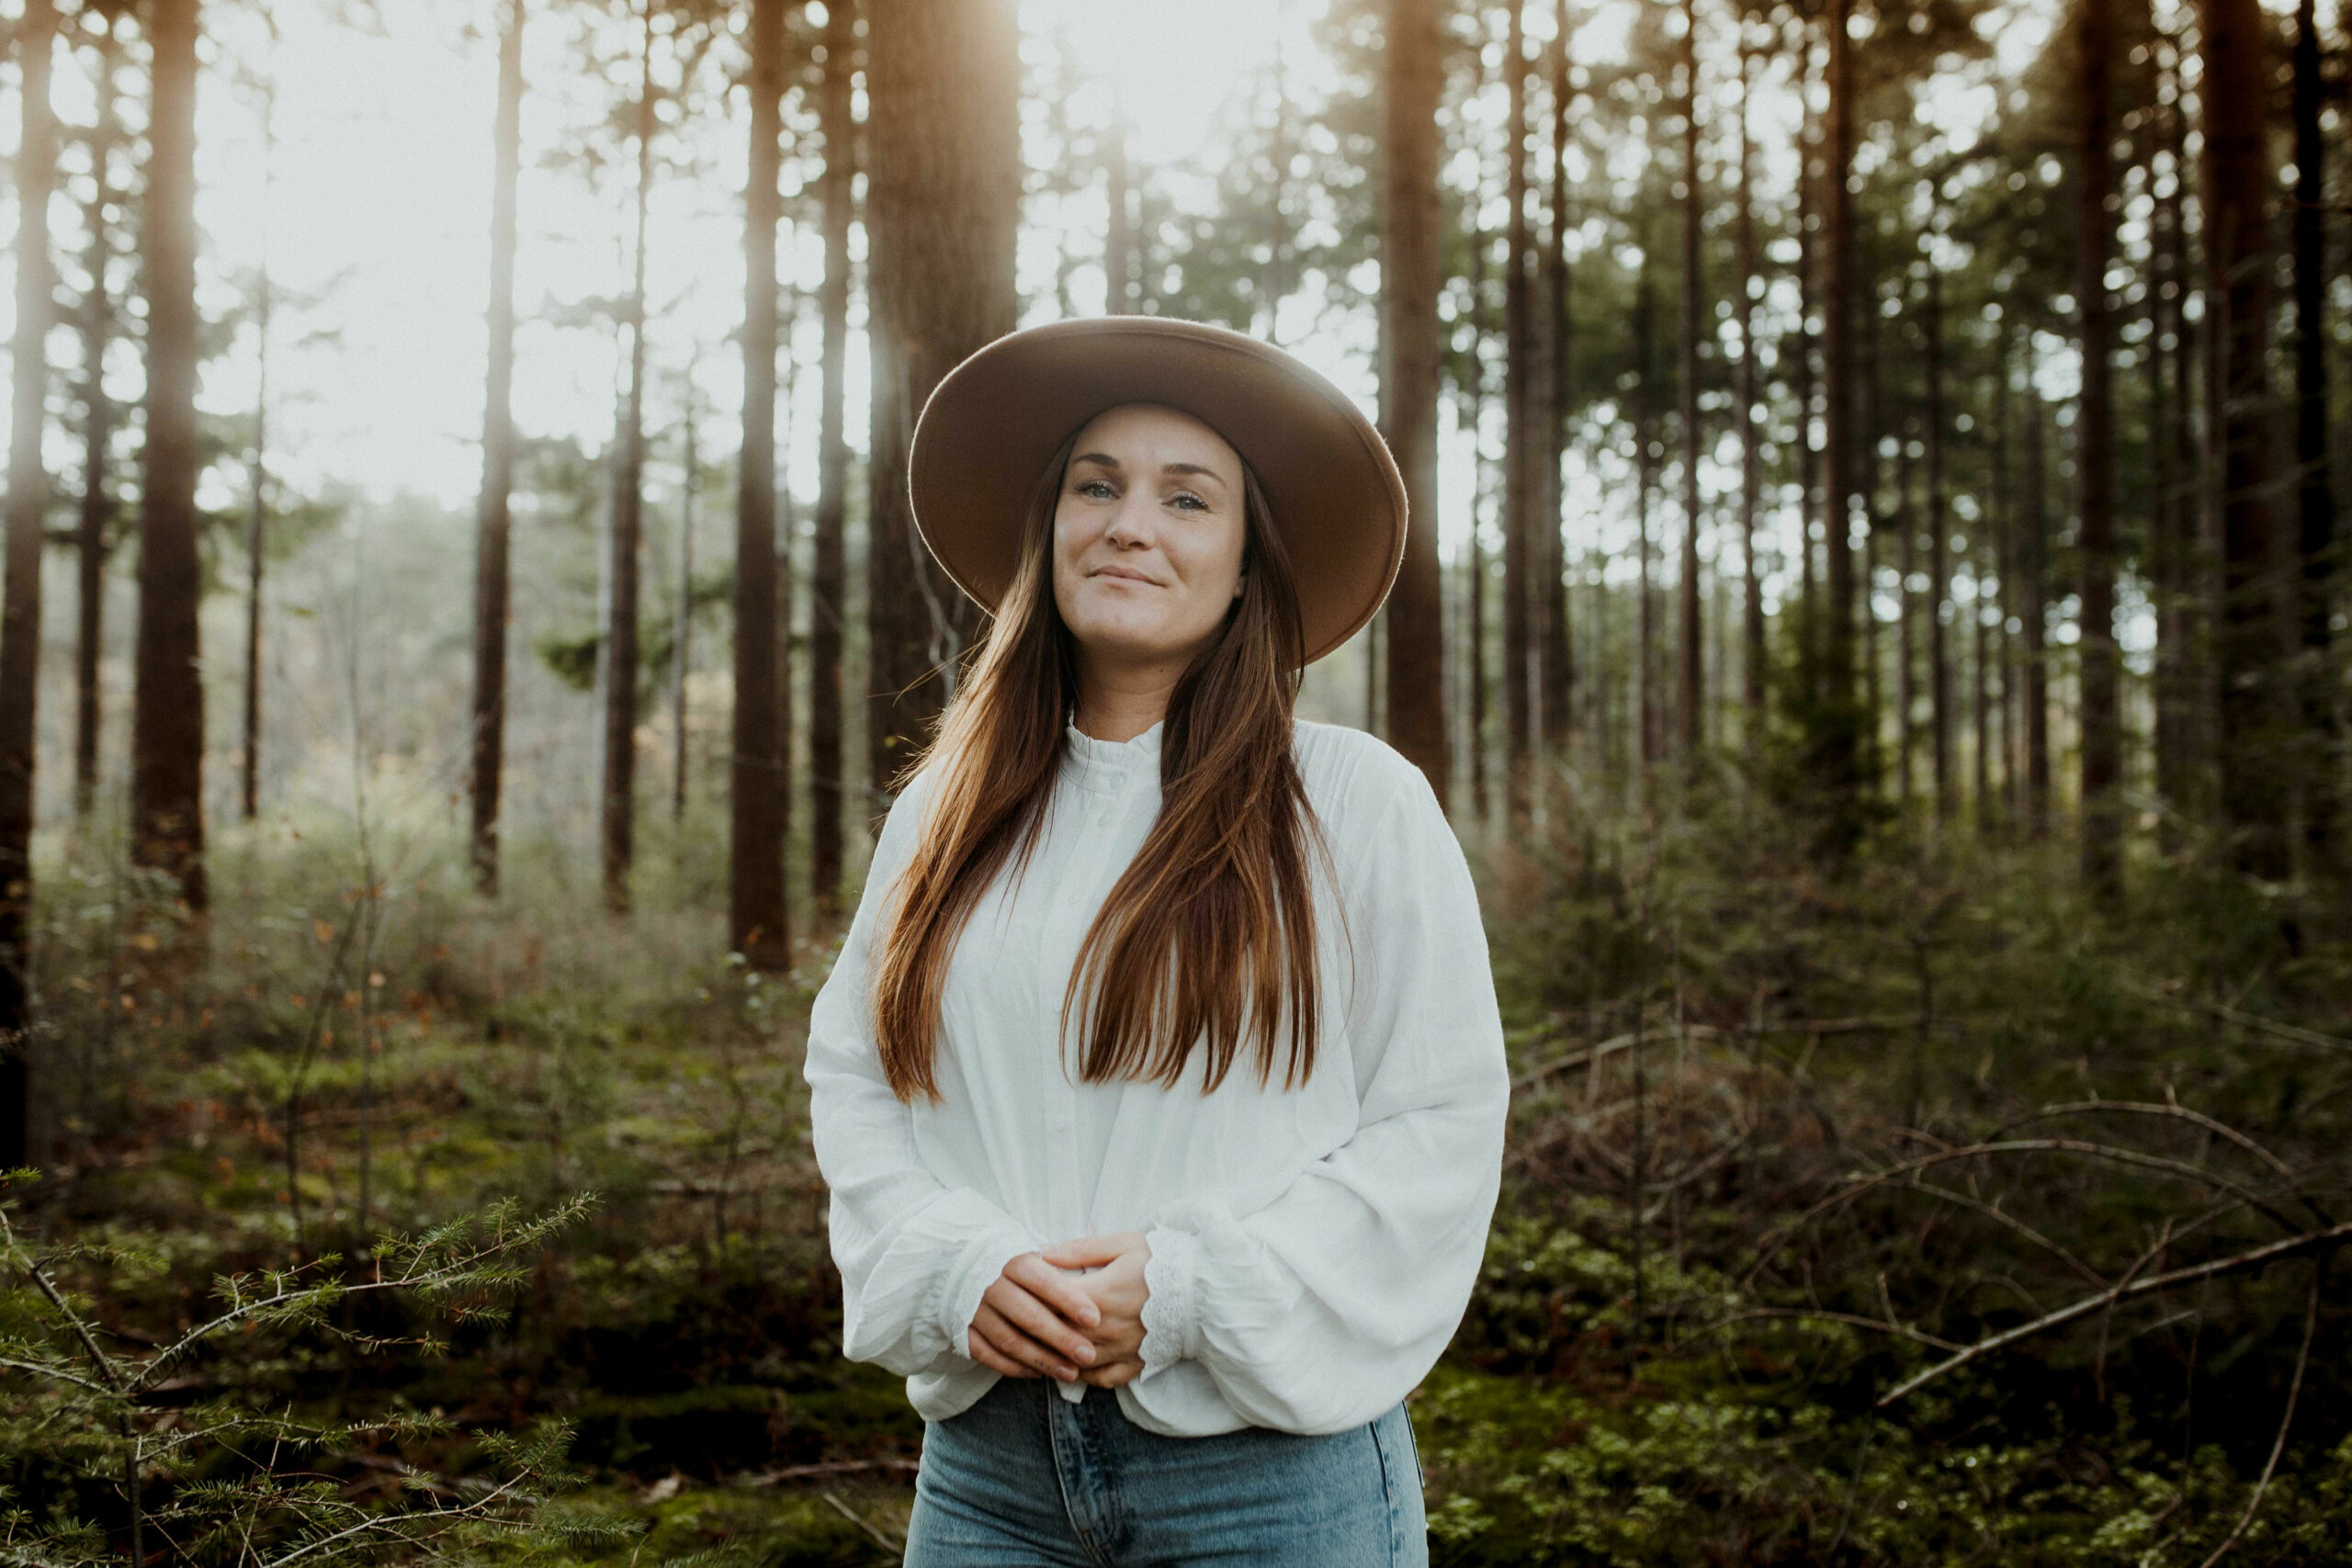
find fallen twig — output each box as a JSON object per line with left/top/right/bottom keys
{"left": 821, "top": 1489, "right": 905, "bottom": 1554}
{"left": 740, "top": 1459, "right": 918, "bottom": 1486}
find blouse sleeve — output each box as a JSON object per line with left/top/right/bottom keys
{"left": 803, "top": 774, "right": 1045, "bottom": 1379}
{"left": 1135, "top": 760, "right": 1510, "bottom": 1434}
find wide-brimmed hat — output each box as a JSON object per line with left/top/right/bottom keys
{"left": 906, "top": 316, "right": 1408, "bottom": 667}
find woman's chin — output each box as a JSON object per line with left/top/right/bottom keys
{"left": 1068, "top": 621, "right": 1213, "bottom": 674}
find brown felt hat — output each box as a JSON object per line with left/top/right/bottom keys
{"left": 907, "top": 315, "right": 1408, "bottom": 667}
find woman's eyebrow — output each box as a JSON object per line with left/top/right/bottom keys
{"left": 1070, "top": 453, "right": 1230, "bottom": 491}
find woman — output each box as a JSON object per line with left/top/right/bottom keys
{"left": 804, "top": 317, "right": 1509, "bottom": 1566}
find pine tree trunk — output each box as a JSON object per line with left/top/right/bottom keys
{"left": 1467, "top": 211, "right": 1492, "bottom": 822}
{"left": 2291, "top": 0, "right": 2337, "bottom": 866}
{"left": 1539, "top": 0, "right": 1572, "bottom": 750}
{"left": 1793, "top": 19, "right": 1821, "bottom": 672}
{"left": 1262, "top": 28, "right": 1291, "bottom": 342}
{"left": 731, "top": 0, "right": 787, "bottom": 967}
{"left": 602, "top": 6, "right": 654, "bottom": 916}
{"left": 2150, "top": 28, "right": 2189, "bottom": 843}
{"left": 242, "top": 252, "right": 269, "bottom": 824}
{"left": 2199, "top": 0, "right": 2287, "bottom": 876}
{"left": 1380, "top": 0, "right": 1450, "bottom": 807}
{"left": 1860, "top": 292, "right": 1884, "bottom": 780}
{"left": 1500, "top": 0, "right": 1532, "bottom": 819}
{"left": 72, "top": 22, "right": 122, "bottom": 831}
{"left": 0, "top": 0, "right": 57, "bottom": 1170}
{"left": 1898, "top": 405, "right": 1918, "bottom": 804}
{"left": 1635, "top": 254, "right": 1659, "bottom": 773}
{"left": 1737, "top": 33, "right": 1763, "bottom": 731}
{"left": 1676, "top": 0, "right": 1703, "bottom": 757}
{"left": 2076, "top": 0, "right": 2123, "bottom": 896}
{"left": 239, "top": 84, "right": 278, "bottom": 826}
{"left": 1973, "top": 519, "right": 1991, "bottom": 833}
{"left": 864, "top": 0, "right": 1021, "bottom": 800}
{"left": 1992, "top": 344, "right": 2016, "bottom": 829}
{"left": 130, "top": 0, "right": 208, "bottom": 914}
{"left": 2023, "top": 386, "right": 2052, "bottom": 836}
{"left": 1928, "top": 261, "right": 1955, "bottom": 828}
{"left": 1816, "top": 0, "right": 1862, "bottom": 807}
{"left": 469, "top": 0, "right": 524, "bottom": 895}
{"left": 807, "top": 0, "right": 854, "bottom": 912}
{"left": 673, "top": 397, "right": 695, "bottom": 824}
{"left": 1106, "top": 118, "right": 1135, "bottom": 313}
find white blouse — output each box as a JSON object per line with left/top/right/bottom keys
{"left": 803, "top": 716, "right": 1510, "bottom": 1438}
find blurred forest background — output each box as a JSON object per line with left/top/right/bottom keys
{"left": 0, "top": 0, "right": 2346, "bottom": 1561}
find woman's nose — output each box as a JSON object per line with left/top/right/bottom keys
{"left": 1102, "top": 498, "right": 1152, "bottom": 548}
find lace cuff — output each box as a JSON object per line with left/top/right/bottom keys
{"left": 928, "top": 1223, "right": 1036, "bottom": 1368}
{"left": 1138, "top": 1225, "right": 1202, "bottom": 1377}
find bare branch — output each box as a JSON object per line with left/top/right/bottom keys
{"left": 1877, "top": 1219, "right": 2352, "bottom": 1406}
{"left": 2192, "top": 1260, "right": 2324, "bottom": 1567}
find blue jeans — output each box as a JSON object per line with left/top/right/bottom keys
{"left": 902, "top": 1376, "right": 1429, "bottom": 1566}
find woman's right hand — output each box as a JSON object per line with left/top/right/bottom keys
{"left": 967, "top": 1251, "right": 1103, "bottom": 1381}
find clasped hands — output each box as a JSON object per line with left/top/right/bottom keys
{"left": 966, "top": 1231, "right": 1151, "bottom": 1390}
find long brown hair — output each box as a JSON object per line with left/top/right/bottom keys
{"left": 870, "top": 425, "right": 1327, "bottom": 1103}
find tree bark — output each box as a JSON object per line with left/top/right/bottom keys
{"left": 673, "top": 394, "right": 696, "bottom": 823}
{"left": 470, "top": 0, "right": 525, "bottom": 895}
{"left": 1815, "top": 0, "right": 1862, "bottom": 810}
{"left": 2150, "top": 27, "right": 2190, "bottom": 841}
{"left": 808, "top": 0, "right": 854, "bottom": 911}
{"left": 1635, "top": 253, "right": 1659, "bottom": 773}
{"left": 1467, "top": 209, "right": 1493, "bottom": 822}
{"left": 732, "top": 0, "right": 787, "bottom": 967}
{"left": 1737, "top": 30, "right": 1763, "bottom": 731}
{"left": 2291, "top": 0, "right": 2337, "bottom": 867}
{"left": 1928, "top": 260, "right": 1954, "bottom": 828}
{"left": 1793, "top": 21, "right": 1821, "bottom": 675}
{"left": 1500, "top": 0, "right": 1532, "bottom": 820}
{"left": 1898, "top": 397, "right": 1918, "bottom": 803}
{"left": 864, "top": 0, "right": 1021, "bottom": 801}
{"left": 2022, "top": 382, "right": 2052, "bottom": 837}
{"left": 2075, "top": 0, "right": 2122, "bottom": 897}
{"left": 1860, "top": 286, "right": 1885, "bottom": 782}
{"left": 1992, "top": 340, "right": 2016, "bottom": 829}
{"left": 1106, "top": 118, "right": 1136, "bottom": 313}
{"left": 72, "top": 18, "right": 123, "bottom": 829}
{"left": 130, "top": 0, "right": 208, "bottom": 914}
{"left": 1676, "top": 0, "right": 1702, "bottom": 757}
{"left": 2199, "top": 0, "right": 2287, "bottom": 877}
{"left": 1538, "top": 0, "right": 1572, "bottom": 750}
{"left": 1380, "top": 0, "right": 1449, "bottom": 807}
{"left": 239, "top": 82, "right": 279, "bottom": 827}
{"left": 241, "top": 253, "right": 269, "bottom": 825}
{"left": 601, "top": 4, "right": 654, "bottom": 915}
{"left": 0, "top": 0, "right": 57, "bottom": 1170}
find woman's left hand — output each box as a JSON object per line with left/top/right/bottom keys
{"left": 1040, "top": 1231, "right": 1152, "bottom": 1388}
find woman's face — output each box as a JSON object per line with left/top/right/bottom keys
{"left": 1051, "top": 402, "right": 1248, "bottom": 677}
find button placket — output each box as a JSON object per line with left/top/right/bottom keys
{"left": 1043, "top": 773, "right": 1103, "bottom": 1245}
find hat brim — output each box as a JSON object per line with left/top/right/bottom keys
{"left": 907, "top": 316, "right": 1408, "bottom": 668}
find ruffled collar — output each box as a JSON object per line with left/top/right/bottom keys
{"left": 1063, "top": 717, "right": 1164, "bottom": 778}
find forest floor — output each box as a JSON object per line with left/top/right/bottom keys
{"left": 8, "top": 771, "right": 2352, "bottom": 1566}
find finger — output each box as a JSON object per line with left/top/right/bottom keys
{"left": 975, "top": 1302, "right": 1080, "bottom": 1381}
{"left": 1041, "top": 1235, "right": 1125, "bottom": 1269}
{"left": 967, "top": 1329, "right": 1037, "bottom": 1379}
{"left": 990, "top": 1280, "right": 1098, "bottom": 1365}
{"left": 1006, "top": 1254, "right": 1102, "bottom": 1329}
{"left": 1080, "top": 1357, "right": 1142, "bottom": 1389}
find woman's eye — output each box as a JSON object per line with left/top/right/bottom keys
{"left": 1170, "top": 492, "right": 1205, "bottom": 511}
{"left": 1076, "top": 479, "right": 1115, "bottom": 499}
